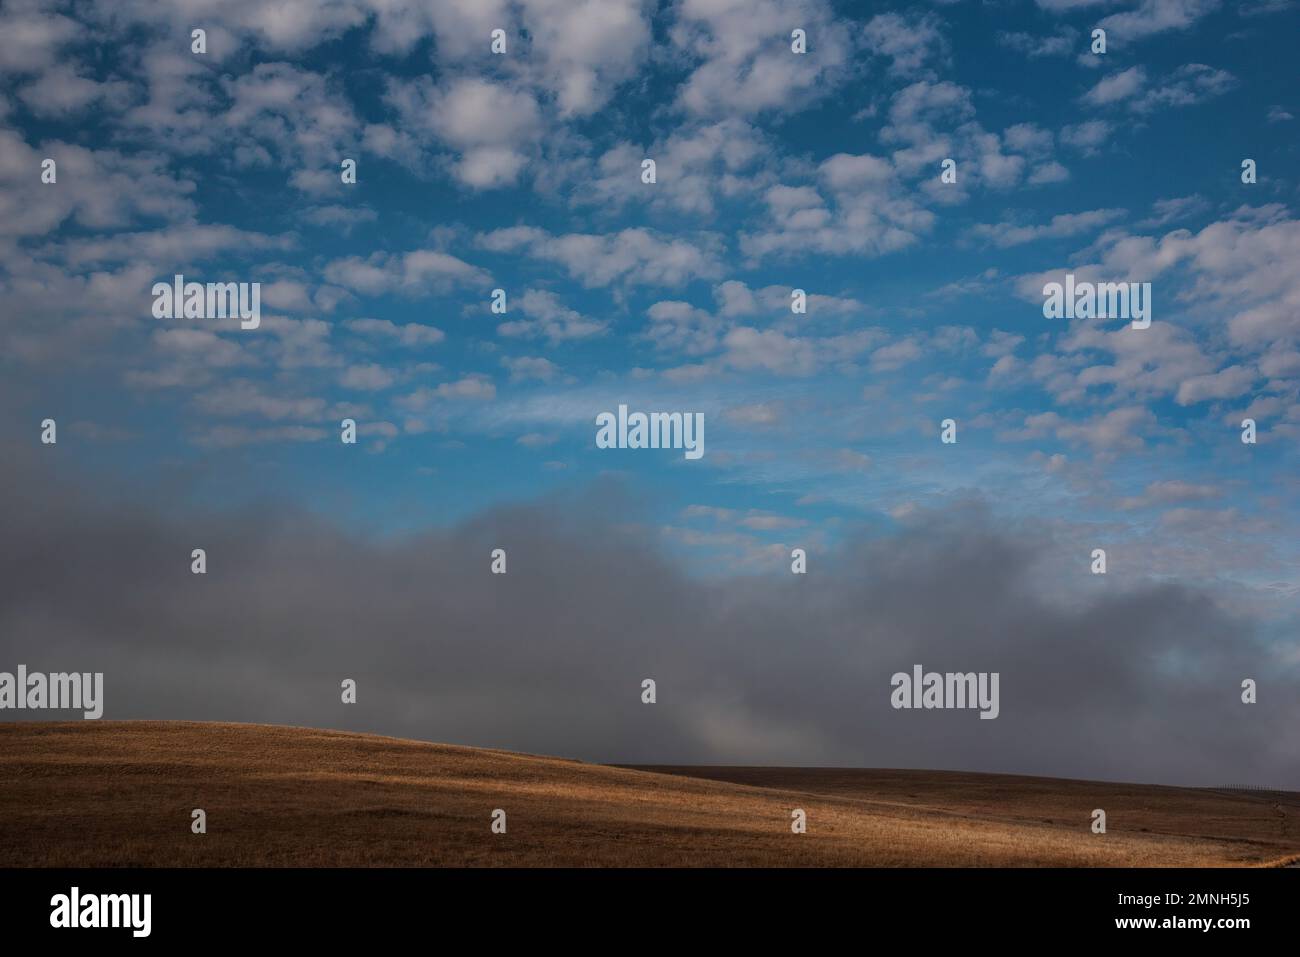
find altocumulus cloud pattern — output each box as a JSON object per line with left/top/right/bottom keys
{"left": 1, "top": 0, "right": 1298, "bottom": 793}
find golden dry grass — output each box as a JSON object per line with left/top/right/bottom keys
{"left": 1, "top": 721, "right": 1296, "bottom": 867}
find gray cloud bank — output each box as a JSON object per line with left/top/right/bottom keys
{"left": 1, "top": 443, "right": 1295, "bottom": 789}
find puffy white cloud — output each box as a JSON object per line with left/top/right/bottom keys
{"left": 1129, "top": 63, "right": 1235, "bottom": 113}
{"left": 1017, "top": 208, "right": 1300, "bottom": 354}
{"left": 0, "top": 130, "right": 197, "bottom": 239}
{"left": 223, "top": 63, "right": 362, "bottom": 169}
{"left": 499, "top": 289, "right": 607, "bottom": 343}
{"left": 1082, "top": 66, "right": 1147, "bottom": 106}
{"left": 345, "top": 318, "right": 446, "bottom": 348}
{"left": 578, "top": 119, "right": 770, "bottom": 216}
{"left": 1176, "top": 365, "right": 1257, "bottom": 405}
{"left": 1007, "top": 406, "right": 1159, "bottom": 454}
{"left": 740, "top": 150, "right": 933, "bottom": 261}
{"left": 1098, "top": 0, "right": 1222, "bottom": 42}
{"left": 477, "top": 226, "right": 724, "bottom": 287}
{"left": 85, "top": 0, "right": 366, "bottom": 54}
{"left": 670, "top": 0, "right": 855, "bottom": 117}
{"left": 17, "top": 64, "right": 130, "bottom": 117}
{"left": 324, "top": 248, "right": 489, "bottom": 296}
{"left": 340, "top": 363, "right": 397, "bottom": 391}
{"left": 720, "top": 326, "right": 821, "bottom": 376}
{"left": 436, "top": 375, "right": 497, "bottom": 401}
{"left": 512, "top": 0, "right": 652, "bottom": 117}
{"left": 1060, "top": 119, "right": 1112, "bottom": 154}
{"left": 646, "top": 300, "right": 724, "bottom": 356}
{"left": 384, "top": 76, "right": 542, "bottom": 188}
{"left": 863, "top": 11, "right": 948, "bottom": 77}
{"left": 0, "top": 9, "right": 78, "bottom": 73}
{"left": 1082, "top": 63, "right": 1235, "bottom": 113}
{"left": 881, "top": 81, "right": 1064, "bottom": 196}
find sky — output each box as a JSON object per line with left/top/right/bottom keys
{"left": 1, "top": 0, "right": 1298, "bottom": 786}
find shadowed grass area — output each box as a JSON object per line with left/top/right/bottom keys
{"left": 2, "top": 721, "right": 1296, "bottom": 867}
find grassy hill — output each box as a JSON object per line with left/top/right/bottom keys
{"left": 1, "top": 721, "right": 1296, "bottom": 867}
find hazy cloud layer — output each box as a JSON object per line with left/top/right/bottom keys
{"left": 2, "top": 443, "right": 1293, "bottom": 789}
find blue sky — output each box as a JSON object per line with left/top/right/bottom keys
{"left": 2, "top": 0, "right": 1298, "bottom": 600}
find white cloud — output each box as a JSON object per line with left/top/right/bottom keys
{"left": 579, "top": 119, "right": 770, "bottom": 216}
{"left": 222, "top": 63, "right": 362, "bottom": 171}
{"left": 18, "top": 64, "right": 130, "bottom": 117}
{"left": 1082, "top": 67, "right": 1147, "bottom": 106}
{"left": 385, "top": 76, "right": 542, "bottom": 188}
{"left": 346, "top": 318, "right": 446, "bottom": 347}
{"left": 670, "top": 0, "right": 855, "bottom": 117}
{"left": 870, "top": 338, "right": 924, "bottom": 372}
{"left": 435, "top": 375, "right": 496, "bottom": 400}
{"left": 397, "top": 375, "right": 498, "bottom": 410}
{"left": 0, "top": 131, "right": 197, "bottom": 239}
{"left": 723, "top": 402, "right": 785, "bottom": 427}
{"left": 324, "top": 249, "right": 489, "bottom": 296}
{"left": 1060, "top": 119, "right": 1112, "bottom": 154}
{"left": 193, "top": 424, "right": 328, "bottom": 448}
{"left": 1175, "top": 365, "right": 1257, "bottom": 405}
{"left": 301, "top": 205, "right": 378, "bottom": 231}
{"left": 1136, "top": 195, "right": 1209, "bottom": 229}
{"left": 971, "top": 208, "right": 1126, "bottom": 248}
{"left": 712, "top": 280, "right": 862, "bottom": 318}
{"left": 646, "top": 300, "right": 723, "bottom": 356}
{"left": 499, "top": 290, "right": 607, "bottom": 343}
{"left": 51, "top": 223, "right": 292, "bottom": 267}
{"left": 1082, "top": 63, "right": 1235, "bottom": 113}
{"left": 740, "top": 151, "right": 933, "bottom": 261}
{"left": 477, "top": 226, "right": 724, "bottom": 287}
{"left": 997, "top": 27, "right": 1078, "bottom": 58}
{"left": 1008, "top": 407, "right": 1158, "bottom": 453}
{"left": 1098, "top": 0, "right": 1222, "bottom": 42}
{"left": 512, "top": 0, "right": 652, "bottom": 117}
{"left": 863, "top": 12, "right": 948, "bottom": 76}
{"left": 1130, "top": 64, "right": 1235, "bottom": 113}
{"left": 1016, "top": 209, "right": 1300, "bottom": 353}
{"left": 502, "top": 355, "right": 562, "bottom": 382}
{"left": 340, "top": 363, "right": 397, "bottom": 391}
{"left": 881, "top": 81, "right": 1062, "bottom": 196}
{"left": 1117, "top": 480, "right": 1222, "bottom": 509}
{"left": 720, "top": 327, "right": 820, "bottom": 376}
{"left": 194, "top": 379, "right": 329, "bottom": 421}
